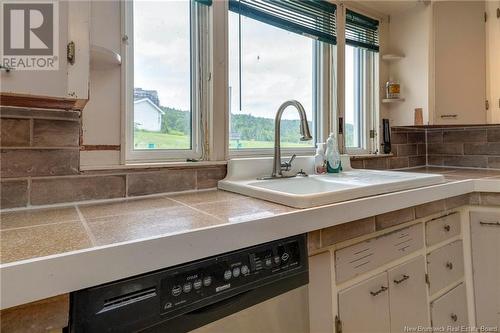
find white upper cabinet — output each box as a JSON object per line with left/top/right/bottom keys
{"left": 486, "top": 0, "right": 500, "bottom": 123}
{"left": 0, "top": 1, "right": 89, "bottom": 102}
{"left": 432, "top": 1, "right": 487, "bottom": 124}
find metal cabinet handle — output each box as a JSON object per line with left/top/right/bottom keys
{"left": 393, "top": 274, "right": 410, "bottom": 285}
{"left": 450, "top": 313, "right": 458, "bottom": 322}
{"left": 370, "top": 286, "right": 388, "bottom": 296}
{"left": 446, "top": 262, "right": 453, "bottom": 270}
{"left": 440, "top": 114, "right": 458, "bottom": 118}
{"left": 443, "top": 224, "right": 451, "bottom": 232}
{"left": 480, "top": 221, "right": 500, "bottom": 227}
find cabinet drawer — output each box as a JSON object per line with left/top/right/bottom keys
{"left": 431, "top": 283, "right": 468, "bottom": 329}
{"left": 335, "top": 224, "right": 423, "bottom": 282}
{"left": 427, "top": 240, "right": 464, "bottom": 295}
{"left": 426, "top": 212, "right": 461, "bottom": 246}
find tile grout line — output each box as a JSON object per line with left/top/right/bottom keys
{"left": 75, "top": 205, "right": 98, "bottom": 246}
{"left": 29, "top": 118, "right": 34, "bottom": 146}
{"left": 0, "top": 220, "right": 78, "bottom": 232}
{"left": 27, "top": 177, "right": 32, "bottom": 206}
{"left": 164, "top": 196, "right": 227, "bottom": 223}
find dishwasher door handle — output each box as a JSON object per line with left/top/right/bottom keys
{"left": 189, "top": 289, "right": 254, "bottom": 315}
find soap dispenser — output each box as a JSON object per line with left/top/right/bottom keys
{"left": 314, "top": 143, "right": 326, "bottom": 174}
{"left": 325, "top": 133, "right": 342, "bottom": 173}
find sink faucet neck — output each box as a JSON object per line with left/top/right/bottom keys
{"left": 272, "top": 100, "right": 313, "bottom": 177}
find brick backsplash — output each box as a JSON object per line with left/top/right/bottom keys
{"left": 425, "top": 126, "right": 500, "bottom": 169}
{"left": 350, "top": 127, "right": 427, "bottom": 170}
{"left": 352, "top": 125, "right": 500, "bottom": 171}
{"left": 0, "top": 106, "right": 228, "bottom": 209}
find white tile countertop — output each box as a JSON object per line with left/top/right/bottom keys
{"left": 0, "top": 168, "right": 499, "bottom": 309}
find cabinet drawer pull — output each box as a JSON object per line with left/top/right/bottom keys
{"left": 370, "top": 286, "right": 388, "bottom": 296}
{"left": 450, "top": 313, "right": 458, "bottom": 322}
{"left": 443, "top": 224, "right": 451, "bottom": 232}
{"left": 393, "top": 274, "right": 410, "bottom": 284}
{"left": 446, "top": 262, "right": 453, "bottom": 270}
{"left": 440, "top": 114, "right": 458, "bottom": 118}
{"left": 480, "top": 221, "right": 500, "bottom": 227}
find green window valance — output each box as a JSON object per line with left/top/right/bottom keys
{"left": 345, "top": 9, "right": 379, "bottom": 52}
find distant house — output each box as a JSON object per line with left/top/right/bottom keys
{"left": 134, "top": 98, "right": 164, "bottom": 132}
{"left": 134, "top": 88, "right": 160, "bottom": 106}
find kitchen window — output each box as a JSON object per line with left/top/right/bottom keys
{"left": 228, "top": 0, "right": 337, "bottom": 156}
{"left": 344, "top": 9, "right": 379, "bottom": 154}
{"left": 123, "top": 0, "right": 210, "bottom": 162}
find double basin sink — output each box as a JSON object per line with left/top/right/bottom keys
{"left": 218, "top": 156, "right": 445, "bottom": 208}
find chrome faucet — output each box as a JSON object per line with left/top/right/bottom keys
{"left": 269, "top": 100, "right": 312, "bottom": 178}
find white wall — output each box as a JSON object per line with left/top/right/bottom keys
{"left": 80, "top": 1, "right": 122, "bottom": 167}
{"left": 386, "top": 3, "right": 432, "bottom": 126}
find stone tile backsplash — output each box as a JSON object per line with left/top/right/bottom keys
{"left": 426, "top": 126, "right": 500, "bottom": 169}
{"left": 350, "top": 127, "right": 427, "bottom": 170}
{"left": 0, "top": 106, "right": 228, "bottom": 209}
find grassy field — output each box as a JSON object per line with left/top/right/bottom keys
{"left": 134, "top": 130, "right": 312, "bottom": 150}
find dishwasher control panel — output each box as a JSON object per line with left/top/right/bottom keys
{"left": 69, "top": 234, "right": 308, "bottom": 333}
{"left": 160, "top": 236, "right": 303, "bottom": 315}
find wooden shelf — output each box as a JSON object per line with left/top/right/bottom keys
{"left": 382, "top": 54, "right": 405, "bottom": 61}
{"left": 90, "top": 45, "right": 121, "bottom": 70}
{"left": 382, "top": 98, "right": 405, "bottom": 103}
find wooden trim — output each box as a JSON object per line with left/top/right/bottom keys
{"left": 0, "top": 93, "right": 88, "bottom": 111}
{"left": 80, "top": 145, "right": 121, "bottom": 151}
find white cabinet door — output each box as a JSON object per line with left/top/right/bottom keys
{"left": 338, "top": 272, "right": 390, "bottom": 333}
{"left": 433, "top": 1, "right": 487, "bottom": 124}
{"left": 0, "top": 1, "right": 89, "bottom": 100}
{"left": 470, "top": 211, "right": 500, "bottom": 328}
{"left": 427, "top": 240, "right": 464, "bottom": 295}
{"left": 388, "top": 256, "right": 429, "bottom": 333}
{"left": 431, "top": 283, "right": 468, "bottom": 329}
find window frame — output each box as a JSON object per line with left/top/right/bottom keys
{"left": 121, "top": 0, "right": 210, "bottom": 163}
{"left": 342, "top": 7, "right": 380, "bottom": 156}
{"left": 227, "top": 13, "right": 331, "bottom": 158}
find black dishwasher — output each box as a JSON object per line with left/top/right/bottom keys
{"left": 68, "top": 234, "right": 309, "bottom": 332}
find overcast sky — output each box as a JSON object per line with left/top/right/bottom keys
{"left": 134, "top": 0, "right": 314, "bottom": 120}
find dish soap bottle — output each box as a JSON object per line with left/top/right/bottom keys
{"left": 314, "top": 143, "right": 326, "bottom": 174}
{"left": 325, "top": 133, "right": 342, "bottom": 173}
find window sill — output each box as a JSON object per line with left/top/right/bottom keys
{"left": 80, "top": 160, "right": 227, "bottom": 172}
{"left": 349, "top": 153, "right": 394, "bottom": 160}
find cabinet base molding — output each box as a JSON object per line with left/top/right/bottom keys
{"left": 0, "top": 93, "right": 87, "bottom": 111}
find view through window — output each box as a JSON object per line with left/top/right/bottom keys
{"left": 228, "top": 11, "right": 316, "bottom": 150}
{"left": 133, "top": 1, "right": 192, "bottom": 150}
{"left": 345, "top": 44, "right": 362, "bottom": 149}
